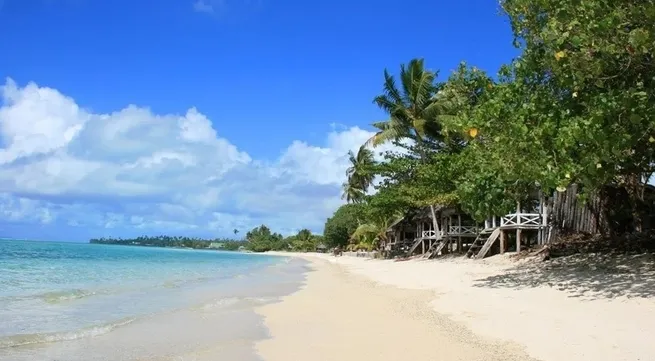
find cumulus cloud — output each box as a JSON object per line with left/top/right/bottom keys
{"left": 0, "top": 78, "right": 389, "bottom": 239}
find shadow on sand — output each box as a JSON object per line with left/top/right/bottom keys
{"left": 473, "top": 253, "right": 655, "bottom": 300}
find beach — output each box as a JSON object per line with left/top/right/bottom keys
{"left": 3, "top": 241, "right": 654, "bottom": 361}
{"left": 256, "top": 252, "right": 655, "bottom": 361}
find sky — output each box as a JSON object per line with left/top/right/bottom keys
{"left": 0, "top": 0, "right": 519, "bottom": 241}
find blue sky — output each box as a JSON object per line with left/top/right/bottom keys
{"left": 0, "top": 0, "right": 518, "bottom": 241}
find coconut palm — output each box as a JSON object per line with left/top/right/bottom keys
{"left": 341, "top": 181, "right": 366, "bottom": 204}
{"left": 365, "top": 58, "right": 449, "bottom": 235}
{"left": 290, "top": 229, "right": 316, "bottom": 251}
{"left": 349, "top": 213, "right": 404, "bottom": 251}
{"left": 341, "top": 145, "right": 376, "bottom": 203}
{"left": 366, "top": 58, "right": 447, "bottom": 148}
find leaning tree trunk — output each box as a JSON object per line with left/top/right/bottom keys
{"left": 415, "top": 135, "right": 441, "bottom": 241}
{"left": 429, "top": 204, "right": 441, "bottom": 239}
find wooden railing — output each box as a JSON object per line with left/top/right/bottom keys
{"left": 500, "top": 213, "right": 542, "bottom": 228}
{"left": 421, "top": 230, "right": 443, "bottom": 239}
{"left": 447, "top": 225, "right": 478, "bottom": 235}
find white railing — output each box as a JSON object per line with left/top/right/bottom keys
{"left": 484, "top": 216, "right": 499, "bottom": 230}
{"left": 501, "top": 213, "right": 542, "bottom": 228}
{"left": 421, "top": 230, "right": 443, "bottom": 239}
{"left": 448, "top": 225, "right": 478, "bottom": 235}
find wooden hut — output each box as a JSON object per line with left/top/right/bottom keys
{"left": 385, "top": 183, "right": 655, "bottom": 260}
{"left": 384, "top": 205, "right": 478, "bottom": 258}
{"left": 315, "top": 243, "right": 328, "bottom": 253}
{"left": 467, "top": 183, "right": 655, "bottom": 259}
{"left": 466, "top": 189, "right": 548, "bottom": 259}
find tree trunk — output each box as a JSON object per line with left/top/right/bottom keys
{"left": 429, "top": 204, "right": 441, "bottom": 239}
{"left": 625, "top": 173, "right": 644, "bottom": 233}
{"left": 413, "top": 134, "right": 442, "bottom": 241}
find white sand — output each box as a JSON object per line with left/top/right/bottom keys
{"left": 257, "top": 252, "right": 655, "bottom": 361}
{"left": 255, "top": 255, "right": 535, "bottom": 361}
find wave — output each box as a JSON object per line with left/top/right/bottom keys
{"left": 0, "top": 317, "right": 135, "bottom": 349}
{"left": 193, "top": 295, "right": 278, "bottom": 312}
{"left": 39, "top": 289, "right": 103, "bottom": 304}
{"left": 11, "top": 276, "right": 222, "bottom": 304}
{"left": 194, "top": 297, "right": 241, "bottom": 311}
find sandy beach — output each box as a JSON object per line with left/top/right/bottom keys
{"left": 255, "top": 252, "right": 655, "bottom": 361}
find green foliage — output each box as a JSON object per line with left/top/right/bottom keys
{"left": 342, "top": 145, "right": 377, "bottom": 203}
{"left": 220, "top": 240, "right": 248, "bottom": 251}
{"left": 364, "top": 183, "right": 412, "bottom": 222}
{"left": 89, "top": 235, "right": 245, "bottom": 250}
{"left": 286, "top": 228, "right": 323, "bottom": 252}
{"left": 91, "top": 226, "right": 324, "bottom": 254}
{"left": 323, "top": 203, "right": 367, "bottom": 248}
{"left": 499, "top": 0, "right": 655, "bottom": 190}
{"left": 245, "top": 225, "right": 287, "bottom": 252}
{"left": 328, "top": 1, "right": 655, "bottom": 233}
{"left": 348, "top": 212, "right": 404, "bottom": 251}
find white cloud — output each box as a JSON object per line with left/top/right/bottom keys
{"left": 0, "top": 193, "right": 55, "bottom": 224}
{"left": 0, "top": 78, "right": 392, "bottom": 238}
{"left": 193, "top": 0, "right": 216, "bottom": 14}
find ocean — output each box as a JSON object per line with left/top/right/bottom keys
{"left": 0, "top": 240, "right": 307, "bottom": 361}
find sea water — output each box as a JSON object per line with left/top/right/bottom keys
{"left": 0, "top": 240, "right": 307, "bottom": 361}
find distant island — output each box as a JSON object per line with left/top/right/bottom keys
{"left": 89, "top": 236, "right": 247, "bottom": 251}
{"left": 88, "top": 225, "right": 328, "bottom": 253}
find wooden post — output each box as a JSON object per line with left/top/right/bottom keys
{"left": 442, "top": 216, "right": 448, "bottom": 253}
{"left": 500, "top": 230, "right": 506, "bottom": 254}
{"left": 516, "top": 201, "right": 522, "bottom": 252}
{"left": 542, "top": 194, "right": 549, "bottom": 244}
{"left": 457, "top": 214, "right": 462, "bottom": 253}
{"left": 537, "top": 191, "right": 543, "bottom": 245}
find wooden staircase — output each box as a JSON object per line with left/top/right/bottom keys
{"left": 466, "top": 228, "right": 501, "bottom": 259}
{"left": 425, "top": 238, "right": 449, "bottom": 259}
{"left": 475, "top": 228, "right": 501, "bottom": 259}
{"left": 406, "top": 238, "right": 424, "bottom": 255}
{"left": 406, "top": 232, "right": 444, "bottom": 257}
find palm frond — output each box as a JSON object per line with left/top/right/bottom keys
{"left": 382, "top": 69, "right": 404, "bottom": 107}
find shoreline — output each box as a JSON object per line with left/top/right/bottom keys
{"left": 0, "top": 253, "right": 306, "bottom": 361}
{"left": 255, "top": 251, "right": 655, "bottom": 361}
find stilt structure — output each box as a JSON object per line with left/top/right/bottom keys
{"left": 468, "top": 191, "right": 549, "bottom": 259}
{"left": 384, "top": 192, "right": 549, "bottom": 260}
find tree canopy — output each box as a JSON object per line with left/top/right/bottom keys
{"left": 323, "top": 203, "right": 368, "bottom": 248}
{"left": 326, "top": 0, "right": 655, "bottom": 251}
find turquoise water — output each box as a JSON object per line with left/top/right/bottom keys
{"left": 0, "top": 240, "right": 306, "bottom": 360}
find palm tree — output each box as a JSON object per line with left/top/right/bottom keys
{"left": 291, "top": 229, "right": 316, "bottom": 251}
{"left": 365, "top": 58, "right": 447, "bottom": 235}
{"left": 349, "top": 213, "right": 404, "bottom": 251}
{"left": 341, "top": 145, "right": 376, "bottom": 203}
{"left": 366, "top": 58, "right": 446, "bottom": 148}
{"left": 341, "top": 181, "right": 366, "bottom": 203}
